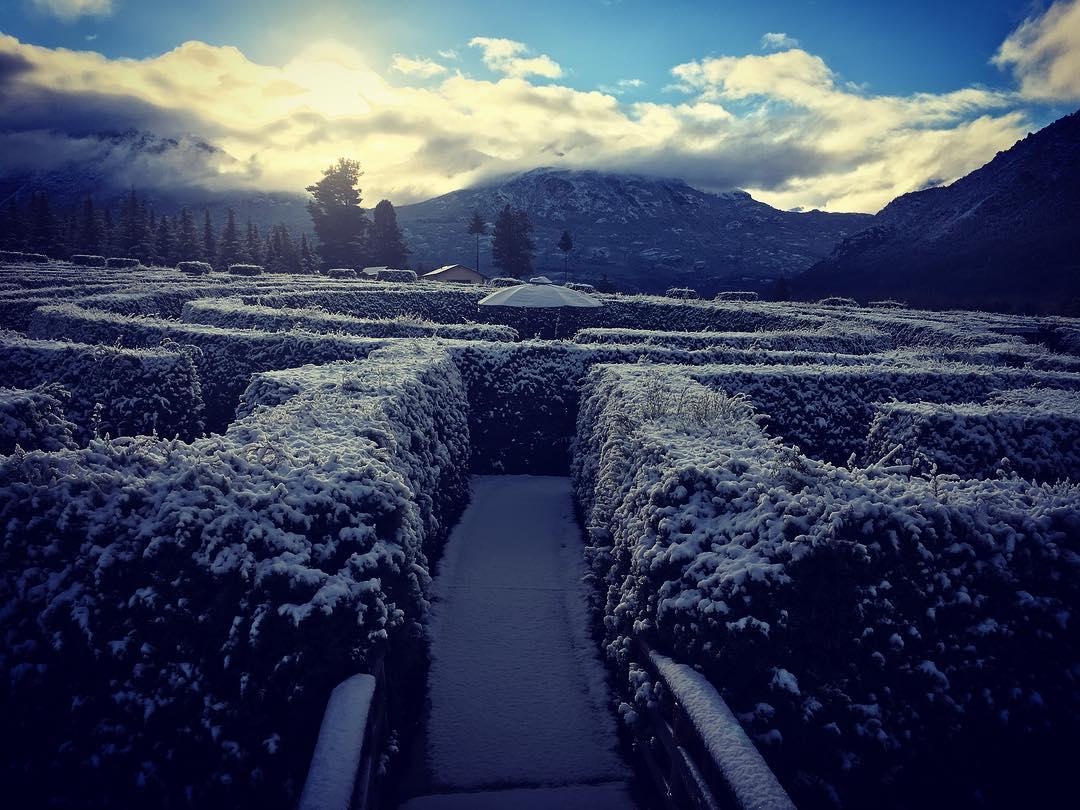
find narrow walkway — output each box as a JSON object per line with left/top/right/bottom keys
{"left": 400, "top": 475, "right": 637, "bottom": 809}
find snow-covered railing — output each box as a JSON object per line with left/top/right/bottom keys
{"left": 297, "top": 655, "right": 388, "bottom": 810}
{"left": 634, "top": 640, "right": 796, "bottom": 810}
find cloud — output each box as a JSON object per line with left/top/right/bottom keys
{"left": 0, "top": 29, "right": 1038, "bottom": 213}
{"left": 390, "top": 54, "right": 446, "bottom": 78}
{"left": 31, "top": 0, "right": 112, "bottom": 22}
{"left": 469, "top": 37, "right": 563, "bottom": 79}
{"left": 992, "top": 0, "right": 1080, "bottom": 101}
{"left": 761, "top": 32, "right": 800, "bottom": 50}
{"left": 437, "top": 48, "right": 459, "bottom": 60}
{"left": 598, "top": 78, "right": 644, "bottom": 95}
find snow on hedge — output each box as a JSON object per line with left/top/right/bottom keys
{"left": 689, "top": 361, "right": 1080, "bottom": 464}
{"left": 181, "top": 297, "right": 517, "bottom": 342}
{"left": 573, "top": 326, "right": 886, "bottom": 354}
{"left": 0, "top": 329, "right": 203, "bottom": 441}
{"left": 573, "top": 362, "right": 1080, "bottom": 809}
{"left": 866, "top": 387, "right": 1080, "bottom": 481}
{"left": 0, "top": 385, "right": 77, "bottom": 453}
{"left": 0, "top": 342, "right": 469, "bottom": 808}
{"left": 28, "top": 303, "right": 392, "bottom": 431}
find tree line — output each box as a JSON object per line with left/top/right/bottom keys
{"left": 0, "top": 189, "right": 319, "bottom": 273}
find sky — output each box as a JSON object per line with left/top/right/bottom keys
{"left": 0, "top": 0, "right": 1078, "bottom": 212}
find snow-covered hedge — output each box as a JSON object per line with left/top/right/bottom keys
{"left": 565, "top": 282, "right": 596, "bottom": 293}
{"left": 689, "top": 362, "right": 1080, "bottom": 464}
{"left": 0, "top": 250, "right": 26, "bottom": 262}
{"left": 70, "top": 254, "right": 107, "bottom": 267}
{"left": 177, "top": 260, "right": 212, "bottom": 275}
{"left": 376, "top": 268, "right": 416, "bottom": 283}
{"left": 0, "top": 342, "right": 470, "bottom": 808}
{"left": 665, "top": 287, "right": 699, "bottom": 300}
{"left": 29, "top": 304, "right": 388, "bottom": 431}
{"left": 816, "top": 296, "right": 859, "bottom": 307}
{"left": 181, "top": 298, "right": 517, "bottom": 342}
{"left": 574, "top": 326, "right": 884, "bottom": 354}
{"left": 490, "top": 277, "right": 522, "bottom": 288}
{"left": 869, "top": 299, "right": 906, "bottom": 309}
{"left": 0, "top": 330, "right": 203, "bottom": 441}
{"left": 0, "top": 385, "right": 77, "bottom": 453}
{"left": 106, "top": 257, "right": 141, "bottom": 268}
{"left": 573, "top": 363, "right": 1080, "bottom": 809}
{"left": 228, "top": 263, "right": 264, "bottom": 276}
{"left": 326, "top": 267, "right": 358, "bottom": 278}
{"left": 714, "top": 290, "right": 759, "bottom": 302}
{"left": 866, "top": 387, "right": 1080, "bottom": 481}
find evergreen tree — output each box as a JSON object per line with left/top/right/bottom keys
{"left": 202, "top": 209, "right": 216, "bottom": 264}
{"left": 245, "top": 220, "right": 264, "bottom": 266}
{"left": 28, "top": 191, "right": 57, "bottom": 255}
{"left": 155, "top": 214, "right": 176, "bottom": 266}
{"left": 557, "top": 230, "right": 573, "bottom": 280}
{"left": 77, "top": 197, "right": 102, "bottom": 254}
{"left": 299, "top": 233, "right": 318, "bottom": 274}
{"left": 0, "top": 197, "right": 23, "bottom": 249}
{"left": 368, "top": 199, "right": 409, "bottom": 268}
{"left": 265, "top": 223, "right": 301, "bottom": 273}
{"left": 306, "top": 158, "right": 369, "bottom": 269}
{"left": 466, "top": 210, "right": 486, "bottom": 273}
{"left": 491, "top": 204, "right": 534, "bottom": 278}
{"left": 217, "top": 208, "right": 244, "bottom": 269}
{"left": 118, "top": 188, "right": 140, "bottom": 256}
{"left": 102, "top": 208, "right": 116, "bottom": 255}
{"left": 176, "top": 207, "right": 200, "bottom": 260}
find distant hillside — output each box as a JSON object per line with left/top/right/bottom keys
{"left": 792, "top": 110, "right": 1080, "bottom": 313}
{"left": 395, "top": 168, "right": 871, "bottom": 294}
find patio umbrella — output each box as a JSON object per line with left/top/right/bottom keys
{"left": 478, "top": 276, "right": 602, "bottom": 338}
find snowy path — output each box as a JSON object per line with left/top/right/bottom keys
{"left": 400, "top": 475, "right": 636, "bottom": 809}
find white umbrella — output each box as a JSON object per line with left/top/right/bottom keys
{"left": 478, "top": 279, "right": 602, "bottom": 309}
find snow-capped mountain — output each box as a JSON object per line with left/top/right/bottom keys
{"left": 793, "top": 109, "right": 1080, "bottom": 313}
{"left": 395, "top": 168, "right": 871, "bottom": 293}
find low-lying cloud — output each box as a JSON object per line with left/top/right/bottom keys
{"left": 0, "top": 5, "right": 1072, "bottom": 213}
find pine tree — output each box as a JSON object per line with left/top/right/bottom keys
{"left": 299, "top": 233, "right": 318, "bottom": 274}
{"left": 368, "top": 199, "right": 409, "bottom": 268}
{"left": 202, "top": 209, "right": 216, "bottom": 264}
{"left": 245, "top": 220, "right": 264, "bottom": 266}
{"left": 557, "top": 230, "right": 573, "bottom": 280}
{"left": 176, "top": 207, "right": 200, "bottom": 261}
{"left": 155, "top": 214, "right": 176, "bottom": 266}
{"left": 102, "top": 208, "right": 116, "bottom": 255}
{"left": 118, "top": 188, "right": 140, "bottom": 256}
{"left": 217, "top": 208, "right": 243, "bottom": 269}
{"left": 492, "top": 204, "right": 534, "bottom": 278}
{"left": 306, "top": 158, "right": 369, "bottom": 269}
{"left": 466, "top": 211, "right": 487, "bottom": 273}
{"left": 28, "top": 191, "right": 57, "bottom": 255}
{"left": 77, "top": 197, "right": 102, "bottom": 254}
{"left": 0, "top": 197, "right": 23, "bottom": 249}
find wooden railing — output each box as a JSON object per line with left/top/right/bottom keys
{"left": 297, "top": 654, "right": 388, "bottom": 810}
{"left": 632, "top": 638, "right": 796, "bottom": 810}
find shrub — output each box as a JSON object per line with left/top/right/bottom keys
{"left": 0, "top": 343, "right": 470, "bottom": 809}
{"left": 376, "top": 268, "right": 417, "bottom": 283}
{"left": 0, "top": 329, "right": 204, "bottom": 441}
{"left": 70, "top": 254, "right": 107, "bottom": 267}
{"left": 816, "top": 296, "right": 859, "bottom": 307}
{"left": 565, "top": 282, "right": 596, "bottom": 293}
{"left": 714, "top": 290, "right": 760, "bottom": 302}
{"left": 490, "top": 277, "right": 523, "bottom": 288}
{"left": 228, "top": 263, "right": 264, "bottom": 276}
{"left": 0, "top": 250, "right": 26, "bottom": 262}
{"left": 177, "top": 260, "right": 212, "bottom": 275}
{"left": 22, "top": 253, "right": 49, "bottom": 263}
{"left": 869, "top": 299, "right": 906, "bottom": 309}
{"left": 665, "top": 287, "right": 699, "bottom": 299}
{"left": 326, "top": 267, "right": 358, "bottom": 278}
{"left": 0, "top": 385, "right": 77, "bottom": 453}
{"left": 106, "top": 257, "right": 141, "bottom": 268}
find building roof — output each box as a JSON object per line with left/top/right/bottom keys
{"left": 423, "top": 264, "right": 487, "bottom": 279}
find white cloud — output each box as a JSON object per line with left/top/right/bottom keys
{"left": 992, "top": 0, "right": 1080, "bottom": 101}
{"left": 438, "top": 48, "right": 459, "bottom": 60}
{"left": 598, "top": 78, "right": 644, "bottom": 95}
{"left": 390, "top": 54, "right": 446, "bottom": 78}
{"left": 761, "top": 32, "right": 800, "bottom": 51}
{"left": 31, "top": 0, "right": 112, "bottom": 22}
{"left": 0, "top": 30, "right": 1036, "bottom": 214}
{"left": 469, "top": 36, "right": 563, "bottom": 79}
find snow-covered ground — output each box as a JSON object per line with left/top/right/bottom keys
{"left": 406, "top": 475, "right": 635, "bottom": 807}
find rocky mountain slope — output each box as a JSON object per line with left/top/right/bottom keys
{"left": 395, "top": 169, "right": 871, "bottom": 293}
{"left": 793, "top": 110, "right": 1080, "bottom": 313}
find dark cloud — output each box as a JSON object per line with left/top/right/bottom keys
{"left": 0, "top": 50, "right": 33, "bottom": 86}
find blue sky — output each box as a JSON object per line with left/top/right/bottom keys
{"left": 1, "top": 0, "right": 1078, "bottom": 210}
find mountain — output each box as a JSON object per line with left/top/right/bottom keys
{"left": 0, "top": 129, "right": 312, "bottom": 236}
{"left": 792, "top": 110, "right": 1080, "bottom": 313}
{"left": 395, "top": 169, "right": 871, "bottom": 293}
